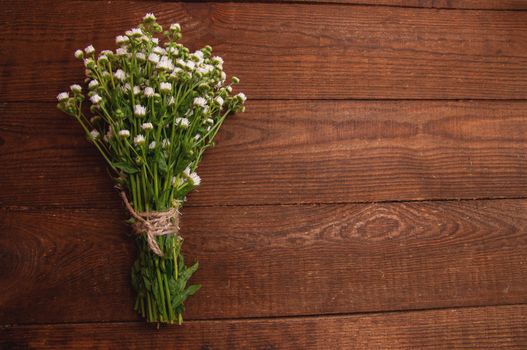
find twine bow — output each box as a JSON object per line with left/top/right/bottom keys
{"left": 120, "top": 191, "right": 180, "bottom": 256}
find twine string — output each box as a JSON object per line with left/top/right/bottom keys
{"left": 120, "top": 191, "right": 180, "bottom": 256}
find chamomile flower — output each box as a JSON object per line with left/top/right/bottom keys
{"left": 237, "top": 92, "right": 247, "bottom": 102}
{"left": 126, "top": 28, "right": 143, "bottom": 37}
{"left": 141, "top": 122, "right": 154, "bottom": 131}
{"left": 134, "top": 104, "right": 147, "bottom": 117}
{"left": 116, "top": 35, "right": 129, "bottom": 45}
{"left": 57, "top": 92, "right": 69, "bottom": 101}
{"left": 74, "top": 49, "right": 84, "bottom": 59}
{"left": 133, "top": 86, "right": 141, "bottom": 95}
{"left": 176, "top": 117, "right": 189, "bottom": 128}
{"left": 214, "top": 96, "right": 224, "bottom": 106}
{"left": 144, "top": 87, "right": 155, "bottom": 97}
{"left": 153, "top": 46, "right": 165, "bottom": 55}
{"left": 193, "top": 97, "right": 207, "bottom": 108}
{"left": 170, "top": 23, "right": 181, "bottom": 32}
{"left": 116, "top": 48, "right": 127, "bottom": 56}
{"left": 118, "top": 129, "right": 130, "bottom": 138}
{"left": 90, "top": 94, "right": 102, "bottom": 104}
{"left": 157, "top": 57, "right": 174, "bottom": 71}
{"left": 134, "top": 134, "right": 146, "bottom": 145}
{"left": 114, "top": 69, "right": 127, "bottom": 81}
{"left": 148, "top": 141, "right": 156, "bottom": 150}
{"left": 189, "top": 172, "right": 201, "bottom": 186}
{"left": 160, "top": 82, "right": 172, "bottom": 93}
{"left": 148, "top": 53, "right": 160, "bottom": 64}
{"left": 70, "top": 84, "right": 82, "bottom": 93}
{"left": 89, "top": 129, "right": 100, "bottom": 139}
{"left": 136, "top": 52, "right": 146, "bottom": 61}
{"left": 143, "top": 13, "right": 156, "bottom": 22}
{"left": 88, "top": 80, "right": 99, "bottom": 89}
{"left": 84, "top": 45, "right": 95, "bottom": 54}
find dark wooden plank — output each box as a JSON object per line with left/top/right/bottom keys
{"left": 2, "top": 306, "right": 526, "bottom": 349}
{"left": 1, "top": 199, "right": 526, "bottom": 324}
{"left": 2, "top": 2, "right": 527, "bottom": 101}
{"left": 1, "top": 101, "right": 527, "bottom": 208}
{"left": 287, "top": 0, "right": 527, "bottom": 10}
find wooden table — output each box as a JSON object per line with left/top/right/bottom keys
{"left": 1, "top": 1, "right": 527, "bottom": 348}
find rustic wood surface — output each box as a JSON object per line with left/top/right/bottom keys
{"left": 2, "top": 306, "right": 526, "bottom": 349}
{"left": 1, "top": 0, "right": 527, "bottom": 348}
{"left": 3, "top": 2, "right": 527, "bottom": 101}
{"left": 2, "top": 101, "right": 527, "bottom": 208}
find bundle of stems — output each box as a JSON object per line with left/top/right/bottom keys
{"left": 57, "top": 13, "right": 246, "bottom": 324}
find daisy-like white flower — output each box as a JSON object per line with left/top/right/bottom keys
{"left": 143, "top": 13, "right": 156, "bottom": 22}
{"left": 176, "top": 117, "right": 189, "bottom": 128}
{"left": 90, "top": 94, "right": 102, "bottom": 104}
{"left": 153, "top": 46, "right": 165, "bottom": 55}
{"left": 148, "top": 141, "right": 156, "bottom": 150}
{"left": 162, "top": 139, "right": 171, "bottom": 148}
{"left": 133, "top": 86, "right": 141, "bottom": 95}
{"left": 144, "top": 87, "right": 155, "bottom": 97}
{"left": 226, "top": 86, "right": 233, "bottom": 93}
{"left": 220, "top": 71, "right": 227, "bottom": 81}
{"left": 170, "top": 23, "right": 181, "bottom": 32}
{"left": 70, "top": 84, "right": 82, "bottom": 93}
{"left": 160, "top": 82, "right": 172, "bottom": 93}
{"left": 167, "top": 47, "right": 178, "bottom": 55}
{"left": 136, "top": 52, "right": 146, "bottom": 61}
{"left": 126, "top": 28, "right": 143, "bottom": 37}
{"left": 151, "top": 38, "right": 159, "bottom": 45}
{"left": 116, "top": 35, "right": 129, "bottom": 45}
{"left": 116, "top": 48, "right": 127, "bottom": 57}
{"left": 189, "top": 172, "right": 201, "bottom": 186}
{"left": 193, "top": 97, "right": 207, "bottom": 108}
{"left": 237, "top": 92, "right": 247, "bottom": 102}
{"left": 84, "top": 45, "right": 95, "bottom": 54}
{"left": 118, "top": 129, "right": 130, "bottom": 137}
{"left": 192, "top": 50, "right": 204, "bottom": 61}
{"left": 97, "top": 55, "right": 109, "bottom": 64}
{"left": 74, "top": 49, "right": 84, "bottom": 59}
{"left": 148, "top": 53, "right": 160, "bottom": 64}
{"left": 214, "top": 96, "right": 224, "bottom": 106}
{"left": 141, "top": 122, "right": 154, "bottom": 131}
{"left": 84, "top": 58, "right": 95, "bottom": 68}
{"left": 88, "top": 80, "right": 99, "bottom": 89}
{"left": 212, "top": 56, "right": 224, "bottom": 65}
{"left": 185, "top": 60, "right": 195, "bottom": 70}
{"left": 114, "top": 69, "right": 127, "bottom": 81}
{"left": 134, "top": 104, "right": 146, "bottom": 117}
{"left": 194, "top": 133, "right": 201, "bottom": 140}
{"left": 157, "top": 57, "right": 174, "bottom": 71}
{"left": 134, "top": 134, "right": 146, "bottom": 145}
{"left": 89, "top": 129, "right": 100, "bottom": 139}
{"left": 57, "top": 92, "right": 69, "bottom": 101}
{"left": 122, "top": 83, "right": 131, "bottom": 92}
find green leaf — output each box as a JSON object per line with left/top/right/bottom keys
{"left": 113, "top": 162, "right": 139, "bottom": 174}
{"left": 157, "top": 157, "right": 168, "bottom": 173}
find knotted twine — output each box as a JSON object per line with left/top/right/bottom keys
{"left": 120, "top": 191, "right": 181, "bottom": 256}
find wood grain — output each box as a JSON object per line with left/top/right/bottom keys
{"left": 1, "top": 199, "right": 526, "bottom": 324}
{"left": 2, "top": 2, "right": 527, "bottom": 101}
{"left": 1, "top": 101, "right": 526, "bottom": 208}
{"left": 2, "top": 305, "right": 526, "bottom": 349}
{"left": 283, "top": 0, "right": 527, "bottom": 10}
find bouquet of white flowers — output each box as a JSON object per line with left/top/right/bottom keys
{"left": 57, "top": 13, "right": 246, "bottom": 325}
